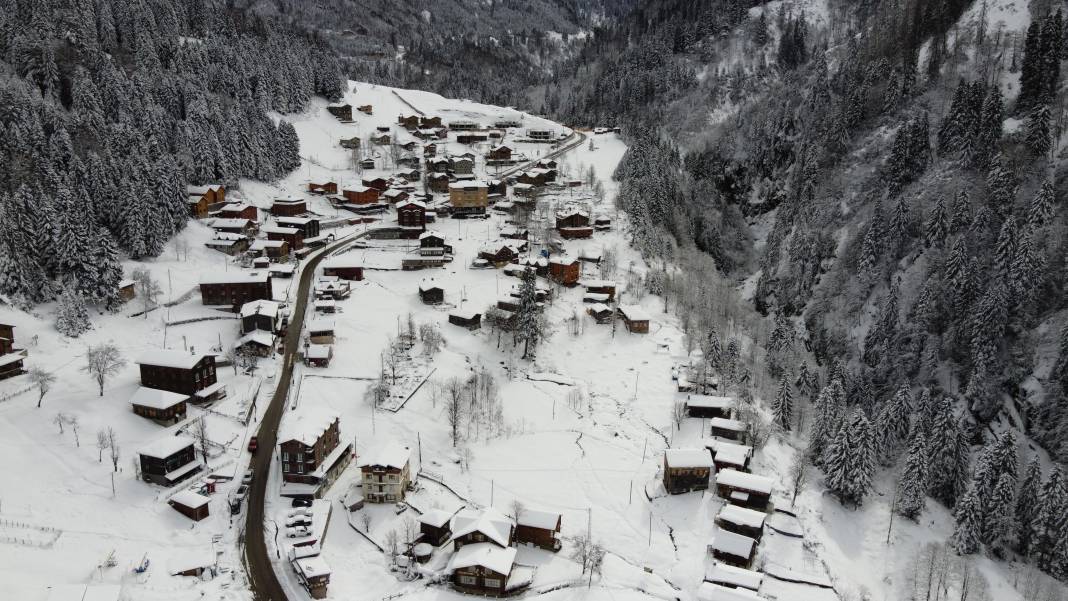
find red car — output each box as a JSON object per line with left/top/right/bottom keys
{"left": 248, "top": 436, "right": 258, "bottom": 453}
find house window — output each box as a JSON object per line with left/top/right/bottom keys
{"left": 282, "top": 453, "right": 289, "bottom": 461}
{"left": 283, "top": 464, "right": 290, "bottom": 473}
{"left": 484, "top": 578, "right": 501, "bottom": 589}
{"left": 458, "top": 575, "right": 477, "bottom": 586}
{"left": 296, "top": 453, "right": 303, "bottom": 462}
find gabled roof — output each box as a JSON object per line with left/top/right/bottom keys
{"left": 419, "top": 508, "right": 455, "bottom": 528}
{"left": 357, "top": 441, "right": 410, "bottom": 470}
{"left": 139, "top": 435, "right": 195, "bottom": 459}
{"left": 618, "top": 305, "right": 651, "bottom": 322}
{"left": 239, "top": 299, "right": 281, "bottom": 319}
{"left": 687, "top": 394, "right": 735, "bottom": 409}
{"left": 716, "top": 504, "right": 767, "bottom": 529}
{"left": 278, "top": 406, "right": 339, "bottom": 447}
{"left": 129, "top": 387, "right": 188, "bottom": 410}
{"left": 450, "top": 508, "right": 513, "bottom": 548}
{"left": 708, "top": 528, "right": 756, "bottom": 559}
{"left": 715, "top": 469, "right": 774, "bottom": 495}
{"left": 709, "top": 417, "right": 746, "bottom": 432}
{"left": 170, "top": 490, "right": 210, "bottom": 509}
{"left": 704, "top": 563, "right": 763, "bottom": 591}
{"left": 696, "top": 582, "right": 762, "bottom": 601}
{"left": 664, "top": 449, "right": 713, "bottom": 469}
{"left": 516, "top": 508, "right": 560, "bottom": 531}
{"left": 419, "top": 278, "right": 442, "bottom": 292}
{"left": 136, "top": 349, "right": 208, "bottom": 370}
{"left": 446, "top": 542, "right": 516, "bottom": 576}
{"left": 200, "top": 271, "right": 270, "bottom": 285}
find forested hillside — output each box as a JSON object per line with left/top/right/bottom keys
{"left": 0, "top": 0, "right": 342, "bottom": 309}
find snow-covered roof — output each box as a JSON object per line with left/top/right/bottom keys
{"left": 705, "top": 563, "right": 763, "bottom": 591}
{"left": 208, "top": 218, "right": 252, "bottom": 229}
{"left": 129, "top": 387, "right": 188, "bottom": 409}
{"left": 344, "top": 185, "right": 372, "bottom": 193}
{"left": 549, "top": 254, "right": 577, "bottom": 266}
{"left": 512, "top": 182, "right": 534, "bottom": 190}
{"left": 717, "top": 504, "right": 767, "bottom": 529}
{"left": 294, "top": 555, "right": 331, "bottom": 579}
{"left": 278, "top": 406, "right": 340, "bottom": 447}
{"left": 708, "top": 529, "right": 756, "bottom": 559}
{"left": 696, "top": 581, "right": 762, "bottom": 601}
{"left": 219, "top": 201, "right": 252, "bottom": 211}
{"left": 398, "top": 199, "right": 428, "bottom": 209}
{"left": 200, "top": 271, "right": 270, "bottom": 285}
{"left": 276, "top": 217, "right": 312, "bottom": 226}
{"left": 450, "top": 308, "right": 480, "bottom": 320}
{"left": 170, "top": 489, "right": 210, "bottom": 509}
{"left": 451, "top": 508, "right": 513, "bottom": 548}
{"left": 708, "top": 441, "right": 752, "bottom": 467}
{"left": 687, "top": 394, "right": 734, "bottom": 410}
{"left": 618, "top": 305, "right": 651, "bottom": 322}
{"left": 516, "top": 509, "right": 560, "bottom": 531}
{"left": 0, "top": 353, "right": 26, "bottom": 368}
{"left": 139, "top": 435, "right": 196, "bottom": 459}
{"left": 419, "top": 508, "right": 454, "bottom": 528}
{"left": 249, "top": 240, "right": 286, "bottom": 250}
{"left": 446, "top": 542, "right": 516, "bottom": 576}
{"left": 664, "top": 449, "right": 713, "bottom": 469}
{"left": 136, "top": 349, "right": 207, "bottom": 370}
{"left": 239, "top": 299, "right": 280, "bottom": 319}
{"left": 587, "top": 303, "right": 611, "bottom": 314}
{"left": 209, "top": 232, "right": 246, "bottom": 242}
{"left": 307, "top": 318, "right": 334, "bottom": 332}
{"left": 449, "top": 180, "right": 488, "bottom": 190}
{"left": 167, "top": 548, "right": 215, "bottom": 576}
{"left": 274, "top": 194, "right": 304, "bottom": 203}
{"left": 261, "top": 226, "right": 300, "bottom": 235}
{"left": 237, "top": 331, "right": 275, "bottom": 348}
{"left": 419, "top": 278, "right": 442, "bottom": 292}
{"left": 419, "top": 231, "right": 446, "bottom": 241}
{"left": 715, "top": 469, "right": 774, "bottom": 495}
{"left": 579, "top": 279, "right": 615, "bottom": 288}
{"left": 187, "top": 184, "right": 223, "bottom": 195}
{"left": 322, "top": 255, "right": 363, "bottom": 269}
{"left": 358, "top": 441, "right": 410, "bottom": 470}
{"left": 305, "top": 344, "right": 331, "bottom": 360}
{"left": 709, "top": 417, "right": 746, "bottom": 432}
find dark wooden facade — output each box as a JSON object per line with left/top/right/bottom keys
{"left": 397, "top": 201, "right": 427, "bottom": 237}
{"left": 343, "top": 187, "right": 380, "bottom": 205}
{"left": 271, "top": 199, "right": 306, "bottom": 217}
{"left": 138, "top": 355, "right": 217, "bottom": 396}
{"left": 280, "top": 416, "right": 341, "bottom": 485}
{"left": 452, "top": 565, "right": 510, "bottom": 597}
{"left": 308, "top": 182, "right": 338, "bottom": 195}
{"left": 548, "top": 258, "right": 580, "bottom": 286}
{"left": 139, "top": 442, "right": 200, "bottom": 486}
{"left": 200, "top": 275, "right": 272, "bottom": 307}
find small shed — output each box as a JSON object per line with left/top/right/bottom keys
{"left": 704, "top": 563, "right": 764, "bottom": 592}
{"left": 714, "top": 469, "right": 774, "bottom": 510}
{"left": 586, "top": 303, "right": 613, "bottom": 324}
{"left": 449, "top": 309, "right": 481, "bottom": 330}
{"left": 169, "top": 490, "right": 211, "bottom": 521}
{"left": 663, "top": 449, "right": 713, "bottom": 495}
{"left": 168, "top": 548, "right": 216, "bottom": 578}
{"left": 709, "top": 417, "right": 747, "bottom": 442}
{"left": 686, "top": 394, "right": 734, "bottom": 419}
{"left": 515, "top": 508, "right": 562, "bottom": 551}
{"left": 715, "top": 504, "right": 766, "bottom": 540}
{"left": 707, "top": 529, "right": 757, "bottom": 569}
{"left": 305, "top": 344, "right": 333, "bottom": 367}
{"left": 617, "top": 305, "right": 650, "bottom": 333}
{"left": 118, "top": 279, "right": 136, "bottom": 302}
{"left": 307, "top": 318, "right": 336, "bottom": 344}
{"left": 548, "top": 255, "right": 580, "bottom": 286}
{"left": 705, "top": 440, "right": 753, "bottom": 473}
{"left": 419, "top": 508, "right": 454, "bottom": 547}
{"left": 419, "top": 278, "right": 444, "bottom": 305}
{"left": 130, "top": 387, "right": 188, "bottom": 425}
{"left": 293, "top": 555, "right": 331, "bottom": 599}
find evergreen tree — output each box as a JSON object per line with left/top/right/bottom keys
{"left": 1032, "top": 467, "right": 1068, "bottom": 572}
{"left": 1018, "top": 21, "right": 1043, "bottom": 110}
{"left": 949, "top": 189, "right": 972, "bottom": 233}
{"left": 1015, "top": 457, "right": 1042, "bottom": 555}
{"left": 896, "top": 423, "right": 928, "bottom": 520}
{"left": 876, "top": 381, "right": 912, "bottom": 463}
{"left": 953, "top": 486, "right": 983, "bottom": 554}
{"left": 985, "top": 155, "right": 1017, "bottom": 220}
{"left": 1027, "top": 180, "right": 1055, "bottom": 227}
{"left": 924, "top": 196, "right": 949, "bottom": 247}
{"left": 824, "top": 408, "right": 875, "bottom": 506}
{"left": 928, "top": 397, "right": 969, "bottom": 507}
{"left": 772, "top": 374, "right": 794, "bottom": 432}
{"left": 808, "top": 378, "right": 845, "bottom": 463}
{"left": 54, "top": 289, "right": 91, "bottom": 337}
{"left": 1025, "top": 103, "right": 1052, "bottom": 156}
{"left": 515, "top": 269, "right": 544, "bottom": 359}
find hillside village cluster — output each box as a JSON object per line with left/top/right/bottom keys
{"left": 0, "top": 84, "right": 822, "bottom": 601}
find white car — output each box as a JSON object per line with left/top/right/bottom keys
{"left": 286, "top": 526, "right": 311, "bottom": 538}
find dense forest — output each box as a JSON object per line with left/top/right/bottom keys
{"left": 0, "top": 0, "right": 342, "bottom": 312}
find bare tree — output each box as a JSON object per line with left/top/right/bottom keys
{"left": 96, "top": 429, "right": 109, "bottom": 462}
{"left": 382, "top": 343, "right": 400, "bottom": 385}
{"left": 789, "top": 452, "right": 808, "bottom": 507}
{"left": 587, "top": 542, "right": 606, "bottom": 588}
{"left": 66, "top": 415, "right": 80, "bottom": 447}
{"left": 83, "top": 343, "right": 125, "bottom": 397}
{"left": 419, "top": 323, "right": 443, "bottom": 357}
{"left": 131, "top": 267, "right": 163, "bottom": 318}
{"left": 443, "top": 377, "right": 467, "bottom": 447}
{"left": 192, "top": 416, "right": 210, "bottom": 464}
{"left": 53, "top": 412, "right": 67, "bottom": 434}
{"left": 672, "top": 400, "right": 687, "bottom": 431}
{"left": 29, "top": 367, "right": 56, "bottom": 408}
{"left": 509, "top": 499, "right": 526, "bottom": 523}
{"left": 361, "top": 513, "right": 372, "bottom": 532}
{"left": 106, "top": 427, "right": 120, "bottom": 472}
{"left": 385, "top": 529, "right": 400, "bottom": 561}
{"left": 225, "top": 347, "right": 240, "bottom": 375}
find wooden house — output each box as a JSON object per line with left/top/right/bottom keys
{"left": 486, "top": 145, "right": 513, "bottom": 161}
{"left": 478, "top": 243, "right": 519, "bottom": 267}
{"left": 218, "top": 202, "right": 258, "bottom": 221}
{"left": 279, "top": 407, "right": 351, "bottom": 498}
{"left": 686, "top": 394, "right": 734, "bottom": 419}
{"left": 419, "top": 278, "right": 444, "bottom": 305}
{"left": 117, "top": 279, "right": 136, "bottom": 302}
{"left": 293, "top": 556, "right": 331, "bottom": 599}
{"left": 715, "top": 504, "right": 766, "bottom": 541}
{"left": 370, "top": 132, "right": 391, "bottom": 146}
{"left": 703, "top": 564, "right": 763, "bottom": 593}
{"left": 556, "top": 209, "right": 593, "bottom": 239}
{"left": 321, "top": 257, "right": 364, "bottom": 281}
{"left": 169, "top": 490, "right": 210, "bottom": 521}
{"left": 240, "top": 299, "right": 282, "bottom": 334}
{"left": 343, "top": 185, "right": 380, "bottom": 205}
{"left": 448, "top": 120, "right": 478, "bottom": 131}
{"left": 362, "top": 177, "right": 390, "bottom": 191}
{"left": 308, "top": 319, "right": 335, "bottom": 344}
{"left": 308, "top": 182, "right": 338, "bottom": 195}
{"left": 447, "top": 543, "right": 518, "bottom": 597}
{"left": 487, "top": 179, "right": 507, "bottom": 197}
{"left": 357, "top": 104, "right": 373, "bottom": 115}
{"left": 536, "top": 159, "right": 558, "bottom": 170}
{"left": 580, "top": 280, "right": 616, "bottom": 302}
{"left": 383, "top": 189, "right": 410, "bottom": 204}
{"left": 0, "top": 328, "right": 24, "bottom": 380}
{"left": 397, "top": 200, "right": 427, "bottom": 237}
{"left": 450, "top": 508, "right": 514, "bottom": 550}
{"left": 138, "top": 436, "right": 201, "bottom": 486}
{"left": 594, "top": 215, "right": 612, "bottom": 230}
{"left": 527, "top": 129, "right": 553, "bottom": 141}
{"left": 396, "top": 168, "right": 421, "bottom": 182}
{"left": 705, "top": 440, "right": 753, "bottom": 473}
{"left": 663, "top": 449, "right": 713, "bottom": 494}
{"left": 420, "top": 116, "right": 442, "bottom": 128}
{"left": 515, "top": 509, "right": 562, "bottom": 551}
{"left": 708, "top": 417, "right": 747, "bottom": 442}
{"left": 512, "top": 182, "right": 536, "bottom": 198}
{"left": 339, "top": 135, "right": 362, "bottom": 150}
{"left": 516, "top": 171, "right": 545, "bottom": 187}
{"left": 264, "top": 225, "right": 304, "bottom": 251}
{"left": 548, "top": 255, "right": 580, "bottom": 286}
{"left": 360, "top": 158, "right": 376, "bottom": 170}
{"left": 208, "top": 218, "right": 257, "bottom": 238}
{"left": 250, "top": 239, "right": 290, "bottom": 262}
{"left": 428, "top": 173, "right": 451, "bottom": 193}
{"left": 187, "top": 184, "right": 225, "bottom": 218}
{"left": 304, "top": 344, "right": 332, "bottom": 367}
{"left": 130, "top": 387, "right": 188, "bottom": 426}
{"left": 494, "top": 118, "right": 521, "bottom": 128}
{"left": 414, "top": 128, "right": 439, "bottom": 141}
{"left": 271, "top": 196, "right": 306, "bottom": 217}
{"left": 457, "top": 133, "right": 488, "bottom": 144}
{"left": 276, "top": 217, "right": 322, "bottom": 241}
{"left": 707, "top": 529, "right": 757, "bottom": 569}
{"left": 205, "top": 233, "right": 250, "bottom": 256}
{"left": 357, "top": 441, "right": 411, "bottom": 503}
{"left": 617, "top": 305, "right": 650, "bottom": 333}
{"left": 449, "top": 156, "right": 475, "bottom": 175}
{"left": 398, "top": 114, "right": 420, "bottom": 129}
{"left": 586, "top": 303, "right": 613, "bottom": 324}
{"left": 236, "top": 331, "right": 276, "bottom": 357}
{"left": 423, "top": 142, "right": 438, "bottom": 156}
{"left": 200, "top": 272, "right": 272, "bottom": 307}
{"left": 419, "top": 232, "right": 451, "bottom": 255}
{"left": 714, "top": 469, "right": 774, "bottom": 510}
{"left": 448, "top": 309, "right": 481, "bottom": 330}
{"left": 136, "top": 350, "right": 218, "bottom": 397}
{"left": 326, "top": 104, "right": 353, "bottom": 121}
{"left": 449, "top": 181, "right": 489, "bottom": 216}
{"left": 419, "top": 509, "right": 454, "bottom": 546}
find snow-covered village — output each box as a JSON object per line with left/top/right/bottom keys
{"left": 3, "top": 1, "right": 1068, "bottom": 601}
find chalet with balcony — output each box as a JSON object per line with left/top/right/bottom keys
{"left": 343, "top": 185, "right": 380, "bottom": 205}
{"left": 187, "top": 184, "right": 225, "bottom": 218}
{"left": 217, "top": 202, "right": 258, "bottom": 221}
{"left": 241, "top": 299, "right": 283, "bottom": 334}
{"left": 486, "top": 145, "right": 513, "bottom": 162}
{"left": 130, "top": 387, "right": 188, "bottom": 425}
{"left": 250, "top": 240, "right": 289, "bottom": 262}
{"left": 397, "top": 200, "right": 427, "bottom": 238}
{"left": 428, "top": 173, "right": 451, "bottom": 193}
{"left": 279, "top": 407, "right": 352, "bottom": 498}
{"left": 276, "top": 217, "right": 321, "bottom": 242}
{"left": 664, "top": 449, "right": 713, "bottom": 494}
{"left": 556, "top": 209, "right": 593, "bottom": 239}
{"left": 271, "top": 196, "right": 306, "bottom": 217}
{"left": 515, "top": 509, "right": 562, "bottom": 551}
{"left": 308, "top": 181, "right": 338, "bottom": 195}
{"left": 419, "top": 232, "right": 451, "bottom": 256}
{"left": 200, "top": 272, "right": 272, "bottom": 307}
{"left": 358, "top": 442, "right": 411, "bottom": 503}
{"left": 398, "top": 114, "right": 420, "bottom": 129}
{"left": 263, "top": 225, "right": 304, "bottom": 251}
{"left": 326, "top": 103, "right": 353, "bottom": 121}
{"left": 138, "top": 436, "right": 202, "bottom": 486}
{"left": 136, "top": 350, "right": 218, "bottom": 399}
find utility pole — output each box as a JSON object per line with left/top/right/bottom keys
{"left": 587, "top": 507, "right": 591, "bottom": 540}
{"left": 491, "top": 480, "right": 495, "bottom": 507}
{"left": 417, "top": 432, "right": 422, "bottom": 467}
{"left": 648, "top": 512, "right": 652, "bottom": 546}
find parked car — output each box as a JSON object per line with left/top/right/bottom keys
{"left": 248, "top": 436, "right": 258, "bottom": 453}
{"left": 286, "top": 516, "right": 312, "bottom": 528}
{"left": 242, "top": 470, "right": 254, "bottom": 485}
{"left": 286, "top": 526, "right": 311, "bottom": 538}
{"left": 291, "top": 497, "right": 313, "bottom": 508}
{"left": 234, "top": 485, "right": 249, "bottom": 502}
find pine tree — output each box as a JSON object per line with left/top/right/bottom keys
{"left": 824, "top": 408, "right": 875, "bottom": 506}
{"left": 953, "top": 486, "right": 983, "bottom": 554}
{"left": 1031, "top": 467, "right": 1068, "bottom": 571}
{"left": 1016, "top": 457, "right": 1042, "bottom": 555}
{"left": 1025, "top": 103, "right": 1052, "bottom": 156}
{"left": 55, "top": 289, "right": 91, "bottom": 337}
{"left": 808, "top": 378, "right": 845, "bottom": 463}
{"left": 896, "top": 423, "right": 928, "bottom": 520}
{"left": 876, "top": 381, "right": 912, "bottom": 463}
{"left": 985, "top": 155, "right": 1017, "bottom": 220}
{"left": 928, "top": 398, "right": 969, "bottom": 507}
{"left": 949, "top": 189, "right": 972, "bottom": 233}
{"left": 1018, "top": 21, "right": 1043, "bottom": 111}
{"left": 1028, "top": 180, "right": 1055, "bottom": 227}
{"left": 515, "top": 269, "right": 544, "bottom": 359}
{"left": 924, "top": 196, "right": 949, "bottom": 247}
{"left": 772, "top": 374, "right": 794, "bottom": 432}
